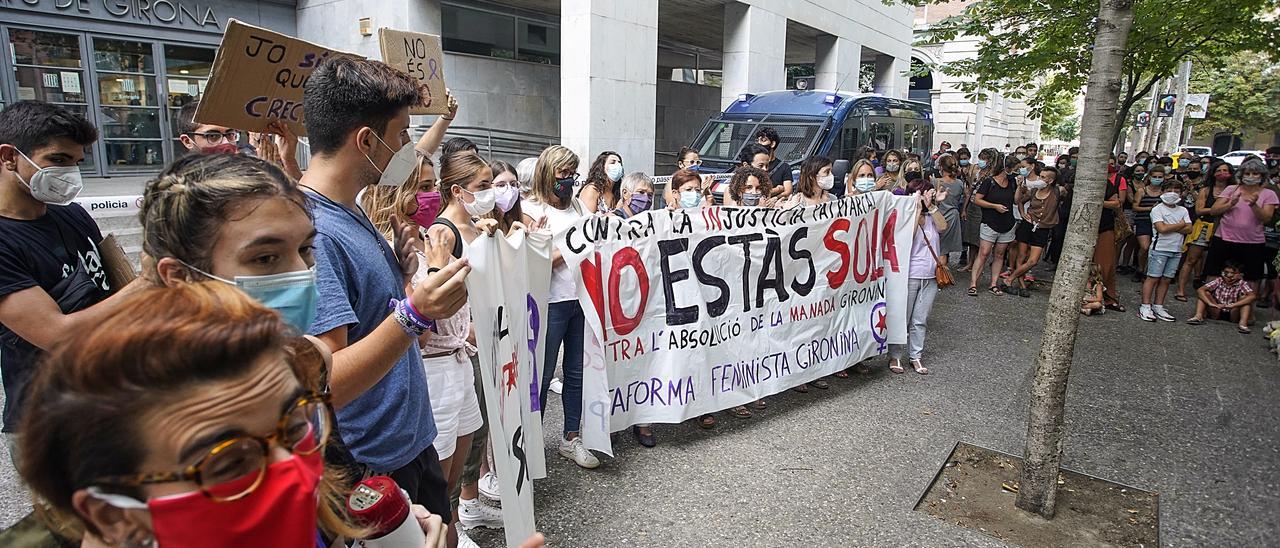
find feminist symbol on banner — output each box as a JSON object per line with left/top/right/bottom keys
{"left": 503, "top": 350, "right": 518, "bottom": 394}
{"left": 511, "top": 426, "right": 528, "bottom": 494}
{"left": 526, "top": 294, "right": 542, "bottom": 412}
{"left": 870, "top": 302, "right": 888, "bottom": 353}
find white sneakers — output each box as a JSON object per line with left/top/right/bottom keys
{"left": 549, "top": 377, "right": 564, "bottom": 394}
{"left": 478, "top": 471, "right": 501, "bottom": 503}
{"left": 456, "top": 527, "right": 480, "bottom": 548}
{"left": 1139, "top": 305, "right": 1156, "bottom": 322}
{"left": 558, "top": 436, "right": 600, "bottom": 469}
{"left": 458, "top": 497, "right": 504, "bottom": 530}
{"left": 1140, "top": 304, "right": 1176, "bottom": 322}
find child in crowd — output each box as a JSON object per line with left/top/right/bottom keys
{"left": 1187, "top": 262, "right": 1256, "bottom": 333}
{"left": 1082, "top": 262, "right": 1105, "bottom": 316}
{"left": 1140, "top": 180, "right": 1192, "bottom": 322}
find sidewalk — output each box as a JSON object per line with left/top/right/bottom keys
{"left": 2, "top": 275, "right": 1277, "bottom": 546}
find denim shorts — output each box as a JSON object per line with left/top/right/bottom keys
{"left": 1146, "top": 249, "right": 1182, "bottom": 279}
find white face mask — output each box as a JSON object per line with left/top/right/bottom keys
{"left": 365, "top": 133, "right": 417, "bottom": 187}
{"left": 461, "top": 187, "right": 497, "bottom": 216}
{"left": 1026, "top": 180, "right": 1048, "bottom": 190}
{"left": 817, "top": 174, "right": 835, "bottom": 190}
{"left": 606, "top": 163, "right": 624, "bottom": 182}
{"left": 14, "top": 149, "right": 84, "bottom": 205}
{"left": 1160, "top": 192, "right": 1181, "bottom": 205}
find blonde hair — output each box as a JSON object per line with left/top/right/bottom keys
{"left": 847, "top": 159, "right": 877, "bottom": 192}
{"left": 362, "top": 153, "right": 433, "bottom": 239}
{"left": 532, "top": 145, "right": 580, "bottom": 204}
{"left": 896, "top": 158, "right": 922, "bottom": 191}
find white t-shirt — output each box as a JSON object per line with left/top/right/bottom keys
{"left": 523, "top": 198, "right": 586, "bottom": 303}
{"left": 1150, "top": 204, "right": 1191, "bottom": 253}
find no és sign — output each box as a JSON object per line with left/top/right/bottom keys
{"left": 195, "top": 19, "right": 359, "bottom": 135}
{"left": 378, "top": 28, "right": 450, "bottom": 116}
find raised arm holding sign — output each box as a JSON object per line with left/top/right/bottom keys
{"left": 378, "top": 28, "right": 450, "bottom": 116}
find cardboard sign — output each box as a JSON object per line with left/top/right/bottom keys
{"left": 378, "top": 28, "right": 449, "bottom": 116}
{"left": 99, "top": 234, "right": 138, "bottom": 293}
{"left": 1186, "top": 93, "right": 1210, "bottom": 119}
{"left": 195, "top": 19, "right": 357, "bottom": 135}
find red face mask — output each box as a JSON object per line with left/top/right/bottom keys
{"left": 1215, "top": 172, "right": 1233, "bottom": 181}
{"left": 91, "top": 453, "right": 323, "bottom": 547}
{"left": 203, "top": 143, "right": 241, "bottom": 155}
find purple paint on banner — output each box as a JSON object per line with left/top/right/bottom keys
{"left": 527, "top": 294, "right": 541, "bottom": 412}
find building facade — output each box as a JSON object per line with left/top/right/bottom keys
{"left": 910, "top": 2, "right": 1041, "bottom": 154}
{"left": 0, "top": 0, "right": 915, "bottom": 180}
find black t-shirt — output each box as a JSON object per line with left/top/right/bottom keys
{"left": 0, "top": 204, "right": 109, "bottom": 432}
{"left": 1098, "top": 174, "right": 1125, "bottom": 232}
{"left": 976, "top": 176, "right": 1017, "bottom": 232}
{"left": 767, "top": 158, "right": 792, "bottom": 188}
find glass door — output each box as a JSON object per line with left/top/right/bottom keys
{"left": 162, "top": 44, "right": 215, "bottom": 159}
{"left": 6, "top": 28, "right": 98, "bottom": 175}
{"left": 92, "top": 37, "right": 164, "bottom": 173}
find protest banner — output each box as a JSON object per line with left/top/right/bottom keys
{"left": 520, "top": 231, "right": 552, "bottom": 480}
{"left": 1185, "top": 93, "right": 1210, "bottom": 119}
{"left": 378, "top": 28, "right": 450, "bottom": 116}
{"left": 465, "top": 233, "right": 541, "bottom": 547}
{"left": 196, "top": 19, "right": 356, "bottom": 135}
{"left": 560, "top": 193, "right": 917, "bottom": 454}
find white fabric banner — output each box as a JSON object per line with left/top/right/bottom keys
{"left": 561, "top": 192, "right": 917, "bottom": 454}
{"left": 512, "top": 230, "right": 550, "bottom": 480}
{"left": 465, "top": 233, "right": 540, "bottom": 547}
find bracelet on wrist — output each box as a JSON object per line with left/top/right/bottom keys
{"left": 441, "top": 116, "right": 455, "bottom": 121}
{"left": 388, "top": 298, "right": 436, "bottom": 337}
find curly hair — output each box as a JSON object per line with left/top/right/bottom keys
{"left": 728, "top": 165, "right": 771, "bottom": 202}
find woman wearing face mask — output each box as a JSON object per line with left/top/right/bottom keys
{"left": 956, "top": 147, "right": 973, "bottom": 171}
{"left": 725, "top": 165, "right": 773, "bottom": 207}
{"left": 676, "top": 146, "right": 703, "bottom": 172}
{"left": 668, "top": 168, "right": 708, "bottom": 211}
{"left": 782, "top": 156, "right": 836, "bottom": 209}
{"left": 846, "top": 159, "right": 879, "bottom": 196}
{"left": 613, "top": 172, "right": 657, "bottom": 218}
{"left": 1130, "top": 164, "right": 1164, "bottom": 283}
{"left": 887, "top": 177, "right": 950, "bottom": 375}
{"left": 960, "top": 149, "right": 999, "bottom": 272}
{"left": 967, "top": 154, "right": 1018, "bottom": 296}
{"left": 489, "top": 161, "right": 527, "bottom": 231}
{"left": 520, "top": 146, "right": 599, "bottom": 469}
{"left": 1175, "top": 161, "right": 1230, "bottom": 301}
{"left": 934, "top": 154, "right": 966, "bottom": 262}
{"left": 877, "top": 149, "right": 903, "bottom": 190}
{"left": 17, "top": 283, "right": 454, "bottom": 548}
{"left": 894, "top": 158, "right": 924, "bottom": 195}
{"left": 579, "top": 151, "right": 624, "bottom": 215}
{"left": 1006, "top": 166, "right": 1061, "bottom": 297}
{"left": 1200, "top": 159, "right": 1279, "bottom": 295}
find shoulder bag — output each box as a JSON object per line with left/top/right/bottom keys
{"left": 918, "top": 223, "right": 954, "bottom": 288}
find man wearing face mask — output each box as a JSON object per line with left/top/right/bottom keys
{"left": 0, "top": 101, "right": 148, "bottom": 463}
{"left": 299, "top": 57, "right": 472, "bottom": 523}
{"left": 754, "top": 127, "right": 794, "bottom": 198}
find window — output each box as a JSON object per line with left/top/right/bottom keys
{"left": 164, "top": 44, "right": 216, "bottom": 154}
{"left": 442, "top": 3, "right": 559, "bottom": 65}
{"left": 94, "top": 38, "right": 164, "bottom": 173}
{"left": 8, "top": 29, "right": 96, "bottom": 172}
{"left": 838, "top": 127, "right": 861, "bottom": 163}
{"left": 868, "top": 121, "right": 896, "bottom": 151}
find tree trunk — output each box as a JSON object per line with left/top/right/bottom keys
{"left": 1014, "top": 0, "right": 1135, "bottom": 520}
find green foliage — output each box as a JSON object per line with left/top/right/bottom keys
{"left": 912, "top": 0, "right": 1280, "bottom": 139}
{"left": 1188, "top": 51, "right": 1280, "bottom": 137}
{"left": 1044, "top": 115, "right": 1080, "bottom": 142}
{"left": 1038, "top": 80, "right": 1078, "bottom": 141}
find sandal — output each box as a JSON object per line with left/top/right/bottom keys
{"left": 1019, "top": 287, "right": 1031, "bottom": 298}
{"left": 791, "top": 384, "right": 810, "bottom": 393}
{"left": 810, "top": 379, "right": 830, "bottom": 390}
{"left": 968, "top": 286, "right": 979, "bottom": 297}
{"left": 752, "top": 399, "right": 767, "bottom": 410}
{"left": 833, "top": 370, "right": 850, "bottom": 379}
{"left": 911, "top": 359, "right": 929, "bottom": 375}
{"left": 988, "top": 286, "right": 1005, "bottom": 296}
{"left": 1186, "top": 317, "right": 1204, "bottom": 325}
{"left": 1174, "top": 294, "right": 1188, "bottom": 302}
{"left": 854, "top": 361, "right": 873, "bottom": 375}
{"left": 699, "top": 414, "right": 717, "bottom": 429}
{"left": 731, "top": 405, "right": 752, "bottom": 419}
{"left": 1104, "top": 302, "right": 1126, "bottom": 312}
{"left": 1238, "top": 326, "right": 1252, "bottom": 334}
{"left": 889, "top": 359, "right": 905, "bottom": 374}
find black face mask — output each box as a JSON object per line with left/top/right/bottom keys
{"left": 554, "top": 177, "right": 575, "bottom": 201}
{"left": 1268, "top": 158, "right": 1280, "bottom": 170}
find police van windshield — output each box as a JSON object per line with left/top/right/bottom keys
{"left": 692, "top": 116, "right": 825, "bottom": 166}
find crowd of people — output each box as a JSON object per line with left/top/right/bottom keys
{"left": 0, "top": 52, "right": 1275, "bottom": 548}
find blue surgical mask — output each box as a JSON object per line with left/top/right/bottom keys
{"left": 1018, "top": 167, "right": 1030, "bottom": 177}
{"left": 1201, "top": 164, "right": 1209, "bottom": 174}
{"left": 959, "top": 159, "right": 970, "bottom": 166}
{"left": 606, "top": 163, "right": 624, "bottom": 182}
{"left": 185, "top": 262, "right": 318, "bottom": 333}
{"left": 854, "top": 177, "right": 877, "bottom": 192}
{"left": 976, "top": 159, "right": 988, "bottom": 169}
{"left": 679, "top": 190, "right": 702, "bottom": 208}
{"left": 1178, "top": 159, "right": 1190, "bottom": 168}
{"left": 1148, "top": 177, "right": 1164, "bottom": 185}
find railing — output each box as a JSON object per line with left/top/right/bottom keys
{"left": 411, "top": 124, "right": 559, "bottom": 161}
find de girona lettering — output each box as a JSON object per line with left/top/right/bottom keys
{"left": 242, "top": 34, "right": 334, "bottom": 122}
{"left": 573, "top": 205, "right": 900, "bottom": 342}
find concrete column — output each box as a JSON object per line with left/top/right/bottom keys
{"left": 296, "top": 0, "right": 442, "bottom": 59}
{"left": 815, "top": 35, "right": 859, "bottom": 91}
{"left": 721, "top": 3, "right": 786, "bottom": 108}
{"left": 872, "top": 55, "right": 909, "bottom": 99}
{"left": 561, "top": 0, "right": 659, "bottom": 173}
